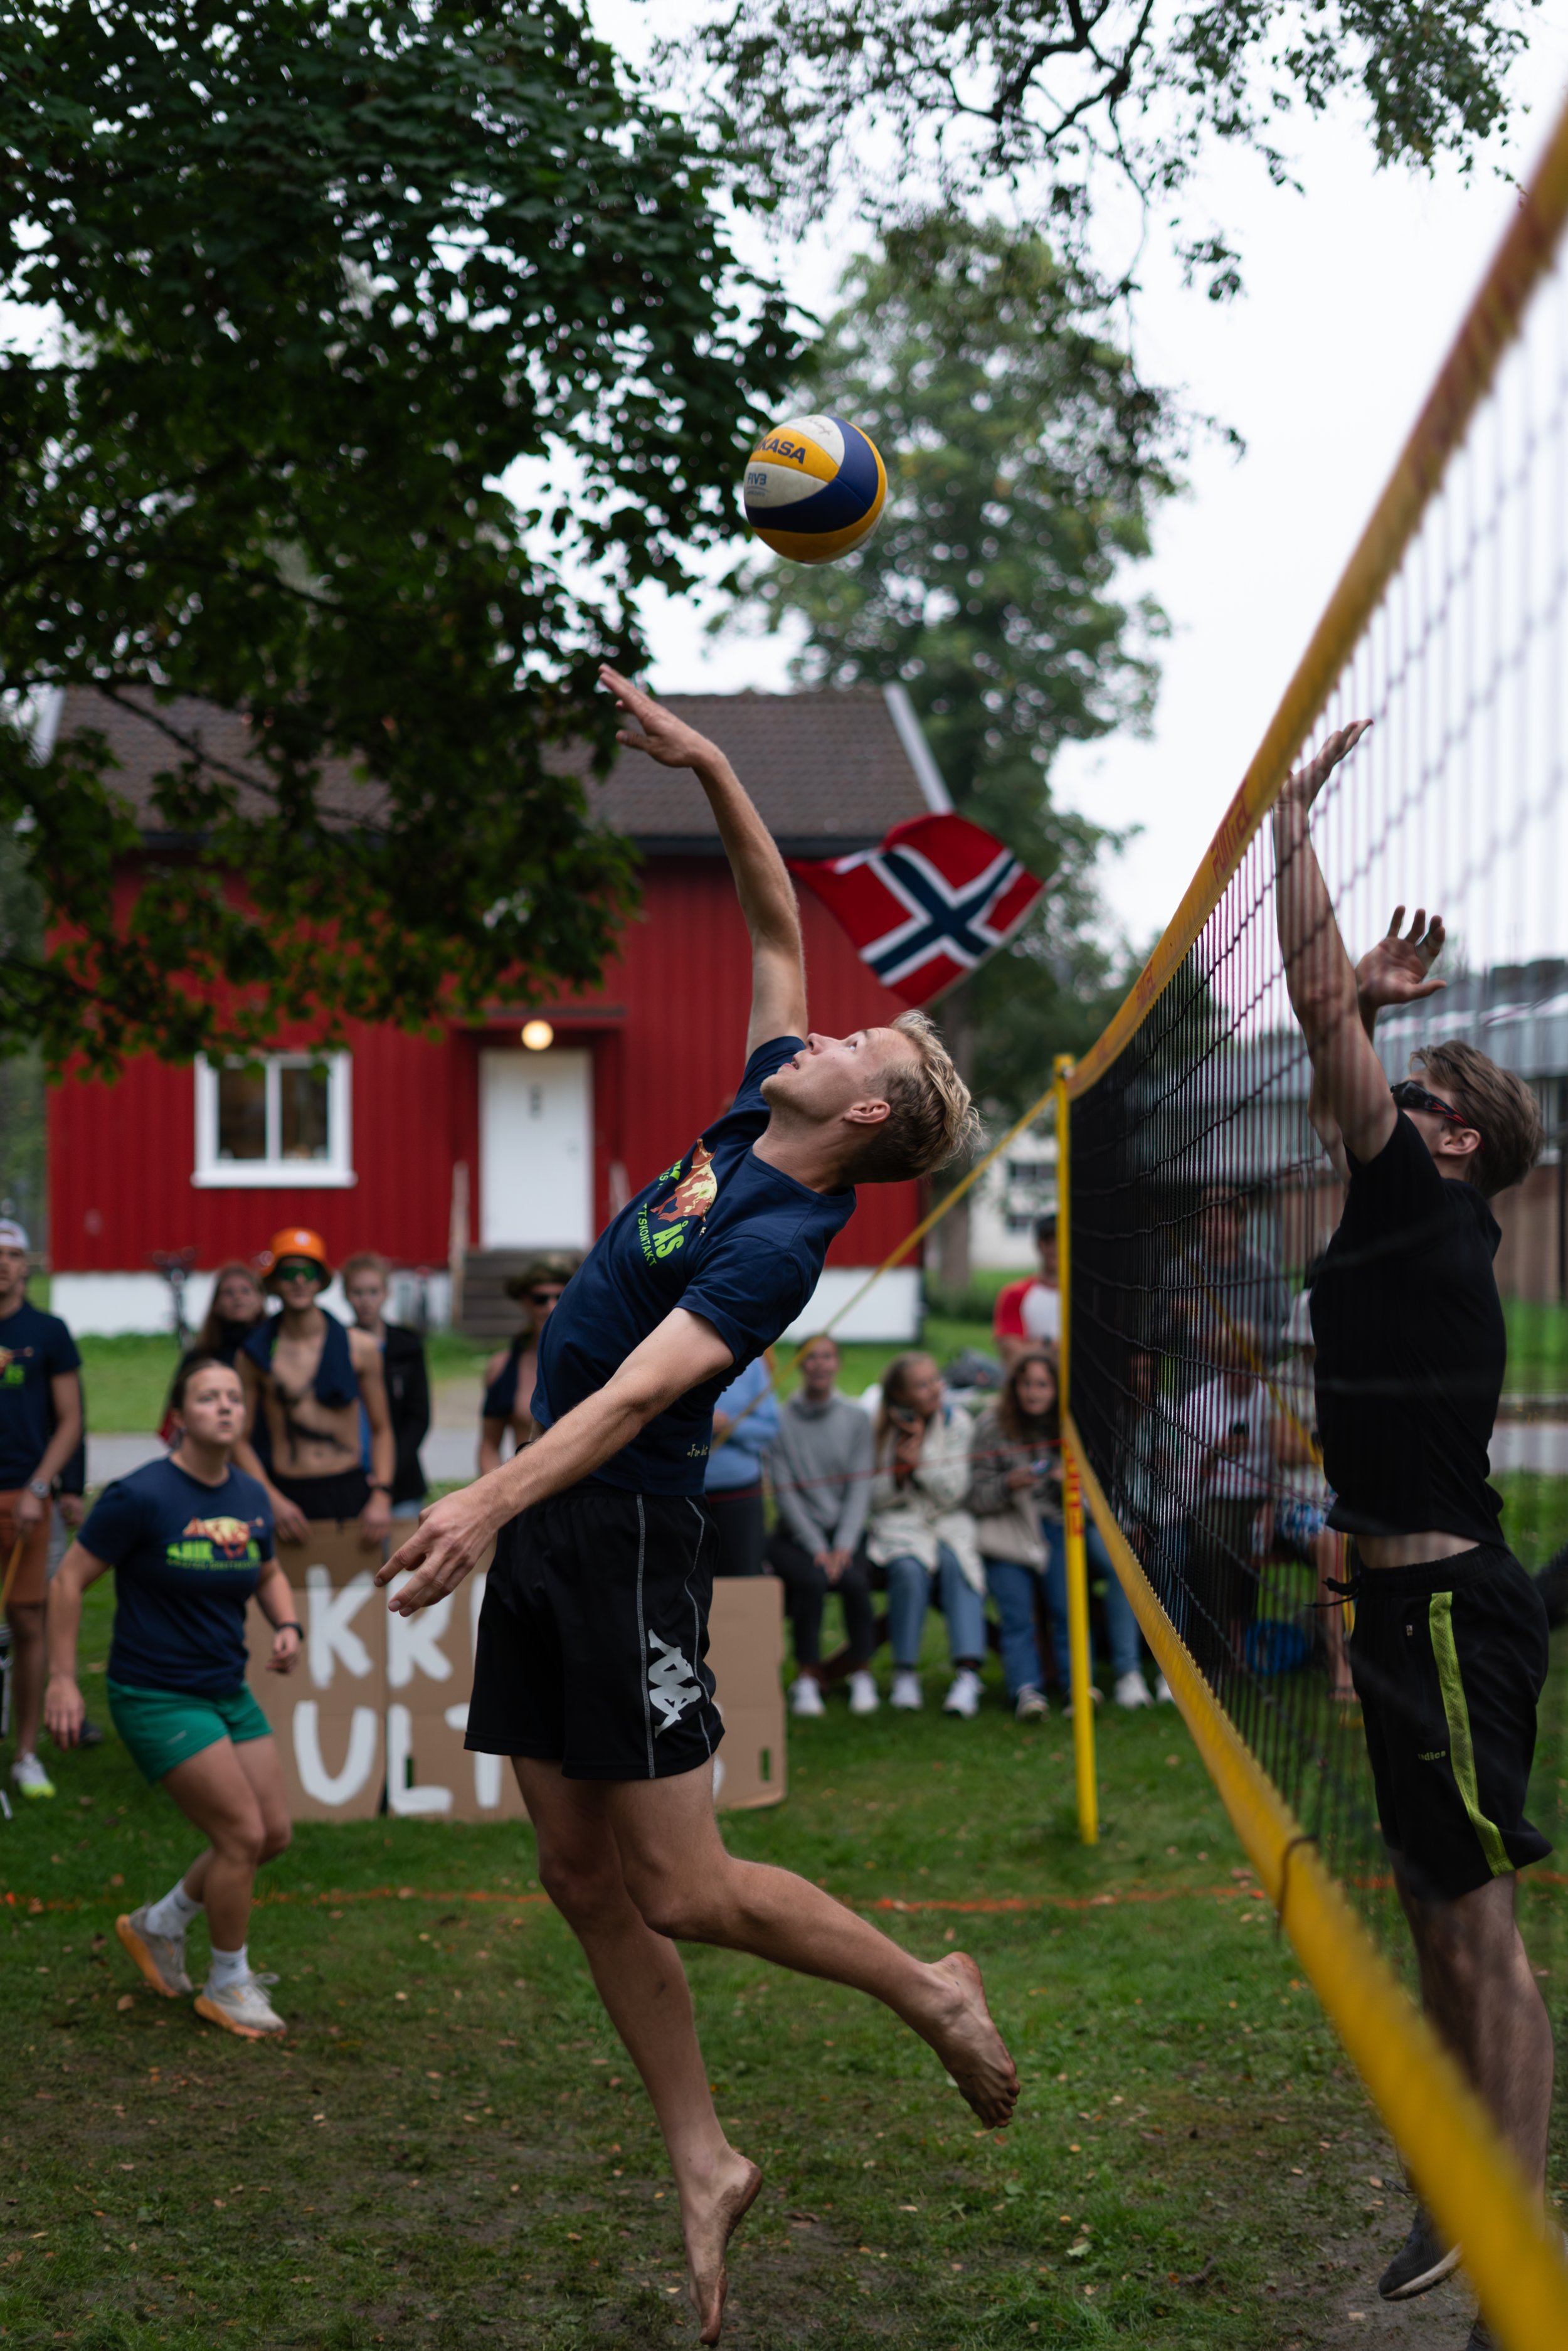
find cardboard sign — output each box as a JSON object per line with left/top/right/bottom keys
{"left": 241, "top": 1522, "right": 787, "bottom": 1821}
{"left": 707, "top": 1576, "right": 787, "bottom": 1812}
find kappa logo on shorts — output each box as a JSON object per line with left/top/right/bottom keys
{"left": 647, "top": 1632, "right": 702, "bottom": 1736}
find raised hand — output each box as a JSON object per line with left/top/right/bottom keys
{"left": 1356, "top": 905, "right": 1447, "bottom": 1018}
{"left": 600, "top": 665, "right": 721, "bottom": 773}
{"left": 1278, "top": 718, "right": 1372, "bottom": 814}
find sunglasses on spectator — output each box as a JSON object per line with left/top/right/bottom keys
{"left": 275, "top": 1258, "right": 322, "bottom": 1282}
{"left": 529, "top": 1287, "right": 564, "bottom": 1305}
{"left": 1391, "top": 1080, "right": 1481, "bottom": 1140}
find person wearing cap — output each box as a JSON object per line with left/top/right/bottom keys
{"left": 478, "top": 1256, "right": 577, "bottom": 1475}
{"left": 992, "top": 1212, "right": 1061, "bottom": 1372}
{"left": 0, "top": 1218, "right": 83, "bottom": 1800}
{"left": 233, "top": 1228, "right": 393, "bottom": 1546}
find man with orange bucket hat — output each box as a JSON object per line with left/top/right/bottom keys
{"left": 233, "top": 1228, "right": 393, "bottom": 1547}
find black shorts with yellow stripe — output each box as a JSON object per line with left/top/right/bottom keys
{"left": 1349, "top": 1545, "right": 1551, "bottom": 1903}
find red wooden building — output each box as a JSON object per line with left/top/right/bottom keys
{"left": 46, "top": 686, "right": 950, "bottom": 1339}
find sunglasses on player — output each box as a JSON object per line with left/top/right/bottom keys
{"left": 1391, "top": 1079, "right": 1481, "bottom": 1140}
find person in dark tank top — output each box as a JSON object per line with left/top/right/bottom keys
{"left": 1275, "top": 721, "right": 1552, "bottom": 2325}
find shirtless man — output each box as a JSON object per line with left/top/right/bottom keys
{"left": 379, "top": 669, "right": 1017, "bottom": 2342}
{"left": 235, "top": 1228, "right": 393, "bottom": 1547}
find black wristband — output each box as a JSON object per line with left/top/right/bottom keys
{"left": 275, "top": 1620, "right": 304, "bottom": 1637}
{"left": 368, "top": 1482, "right": 393, "bottom": 1495}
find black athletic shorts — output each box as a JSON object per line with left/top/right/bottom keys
{"left": 465, "top": 1482, "right": 724, "bottom": 1781}
{"left": 1350, "top": 1545, "right": 1551, "bottom": 1903}
{"left": 271, "top": 1467, "right": 372, "bottom": 1521}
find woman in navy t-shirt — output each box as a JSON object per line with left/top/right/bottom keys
{"left": 45, "top": 1356, "right": 301, "bottom": 2041}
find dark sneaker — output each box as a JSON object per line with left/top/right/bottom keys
{"left": 1378, "top": 2204, "right": 1461, "bottom": 2300}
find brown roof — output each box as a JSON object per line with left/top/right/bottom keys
{"left": 55, "top": 684, "right": 943, "bottom": 856}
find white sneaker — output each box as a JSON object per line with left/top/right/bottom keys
{"left": 195, "top": 1973, "right": 287, "bottom": 2039}
{"left": 1015, "top": 1685, "right": 1049, "bottom": 1722}
{"left": 790, "top": 1675, "right": 826, "bottom": 1718}
{"left": 1153, "top": 1674, "right": 1174, "bottom": 1704}
{"left": 848, "top": 1670, "right": 880, "bottom": 1716}
{"left": 943, "top": 1668, "right": 982, "bottom": 1718}
{"left": 889, "top": 1670, "right": 923, "bottom": 1711}
{"left": 1064, "top": 1685, "right": 1103, "bottom": 1717}
{"left": 1114, "top": 1671, "right": 1152, "bottom": 1710}
{"left": 12, "top": 1753, "right": 55, "bottom": 1799}
{"left": 117, "top": 1906, "right": 193, "bottom": 1998}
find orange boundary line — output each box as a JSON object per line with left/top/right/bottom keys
{"left": 8, "top": 1874, "right": 1565, "bottom": 1919}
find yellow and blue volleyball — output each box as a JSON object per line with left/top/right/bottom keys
{"left": 743, "top": 411, "right": 887, "bottom": 564}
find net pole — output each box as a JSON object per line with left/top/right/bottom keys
{"left": 1054, "top": 1054, "right": 1098, "bottom": 1842}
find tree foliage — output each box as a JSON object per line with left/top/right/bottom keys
{"left": 0, "top": 0, "right": 798, "bottom": 1071}
{"left": 671, "top": 0, "right": 1539, "bottom": 294}
{"left": 733, "top": 216, "right": 1180, "bottom": 1118}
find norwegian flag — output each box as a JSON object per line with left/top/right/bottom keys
{"left": 790, "top": 812, "right": 1044, "bottom": 1008}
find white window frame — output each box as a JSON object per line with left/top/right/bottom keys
{"left": 192, "top": 1052, "right": 356, "bottom": 1189}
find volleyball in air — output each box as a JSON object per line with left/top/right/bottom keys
{"left": 742, "top": 411, "right": 887, "bottom": 563}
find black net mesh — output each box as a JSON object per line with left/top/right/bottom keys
{"left": 1067, "top": 252, "right": 1568, "bottom": 2009}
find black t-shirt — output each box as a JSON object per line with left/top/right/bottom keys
{"left": 535, "top": 1036, "right": 856, "bottom": 1495}
{"left": 0, "top": 1301, "right": 81, "bottom": 1490}
{"left": 82, "top": 1457, "right": 275, "bottom": 1697}
{"left": 1311, "top": 1112, "right": 1506, "bottom": 1544}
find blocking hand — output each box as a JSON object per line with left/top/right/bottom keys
{"left": 1278, "top": 718, "right": 1372, "bottom": 814}
{"left": 1356, "top": 904, "right": 1446, "bottom": 1016}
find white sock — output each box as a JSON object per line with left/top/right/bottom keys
{"left": 207, "top": 1943, "right": 248, "bottom": 1992}
{"left": 145, "top": 1879, "right": 203, "bottom": 1938}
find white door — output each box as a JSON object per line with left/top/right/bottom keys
{"left": 479, "top": 1049, "right": 591, "bottom": 1248}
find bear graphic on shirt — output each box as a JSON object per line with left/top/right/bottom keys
{"left": 653, "top": 1142, "right": 718, "bottom": 1224}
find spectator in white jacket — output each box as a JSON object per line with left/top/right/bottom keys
{"left": 862, "top": 1352, "right": 987, "bottom": 1717}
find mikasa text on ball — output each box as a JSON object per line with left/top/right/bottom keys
{"left": 743, "top": 411, "right": 887, "bottom": 564}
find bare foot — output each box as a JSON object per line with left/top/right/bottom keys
{"left": 921, "top": 1951, "right": 1019, "bottom": 2127}
{"left": 683, "top": 2152, "right": 763, "bottom": 2346}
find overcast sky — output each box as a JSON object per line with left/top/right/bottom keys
{"left": 592, "top": 3, "right": 1568, "bottom": 953}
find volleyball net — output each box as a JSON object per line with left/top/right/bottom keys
{"left": 1058, "top": 94, "right": 1568, "bottom": 2351}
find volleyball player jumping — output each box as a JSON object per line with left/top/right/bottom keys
{"left": 1276, "top": 722, "right": 1552, "bottom": 2344}
{"left": 381, "top": 667, "right": 1019, "bottom": 2343}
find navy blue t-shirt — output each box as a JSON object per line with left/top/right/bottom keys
{"left": 535, "top": 1037, "right": 856, "bottom": 1494}
{"left": 0, "top": 1302, "right": 81, "bottom": 1490}
{"left": 82, "top": 1457, "right": 275, "bottom": 1698}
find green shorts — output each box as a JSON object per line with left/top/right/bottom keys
{"left": 105, "top": 1679, "right": 272, "bottom": 1785}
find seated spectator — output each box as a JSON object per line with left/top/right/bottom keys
{"left": 1172, "top": 1327, "right": 1273, "bottom": 1680}
{"left": 765, "top": 1335, "right": 876, "bottom": 1717}
{"left": 479, "top": 1256, "right": 575, "bottom": 1473}
{"left": 967, "top": 1350, "right": 1057, "bottom": 1720}
{"left": 343, "top": 1253, "right": 432, "bottom": 1521}
{"left": 970, "top": 1351, "right": 1157, "bottom": 1720}
{"left": 704, "top": 1353, "right": 780, "bottom": 1576}
{"left": 863, "top": 1352, "right": 986, "bottom": 1716}
{"left": 1269, "top": 1289, "right": 1353, "bottom": 1702}
{"left": 992, "top": 1212, "right": 1061, "bottom": 1371}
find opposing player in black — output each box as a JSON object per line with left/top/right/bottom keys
{"left": 381, "top": 669, "right": 1018, "bottom": 2343}
{"left": 1276, "top": 723, "right": 1552, "bottom": 2340}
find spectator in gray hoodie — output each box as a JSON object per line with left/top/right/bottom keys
{"left": 765, "top": 1336, "right": 877, "bottom": 1719}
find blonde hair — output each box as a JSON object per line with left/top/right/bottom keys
{"left": 1411, "top": 1041, "right": 1545, "bottom": 1198}
{"left": 847, "top": 1010, "right": 982, "bottom": 1183}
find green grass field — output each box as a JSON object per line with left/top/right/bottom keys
{"left": 5, "top": 1578, "right": 1564, "bottom": 2350}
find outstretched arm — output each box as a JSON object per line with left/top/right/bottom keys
{"left": 1273, "top": 722, "right": 1394, "bottom": 1168}
{"left": 601, "top": 665, "right": 807, "bottom": 1053}
{"left": 376, "top": 1305, "right": 735, "bottom": 1613}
